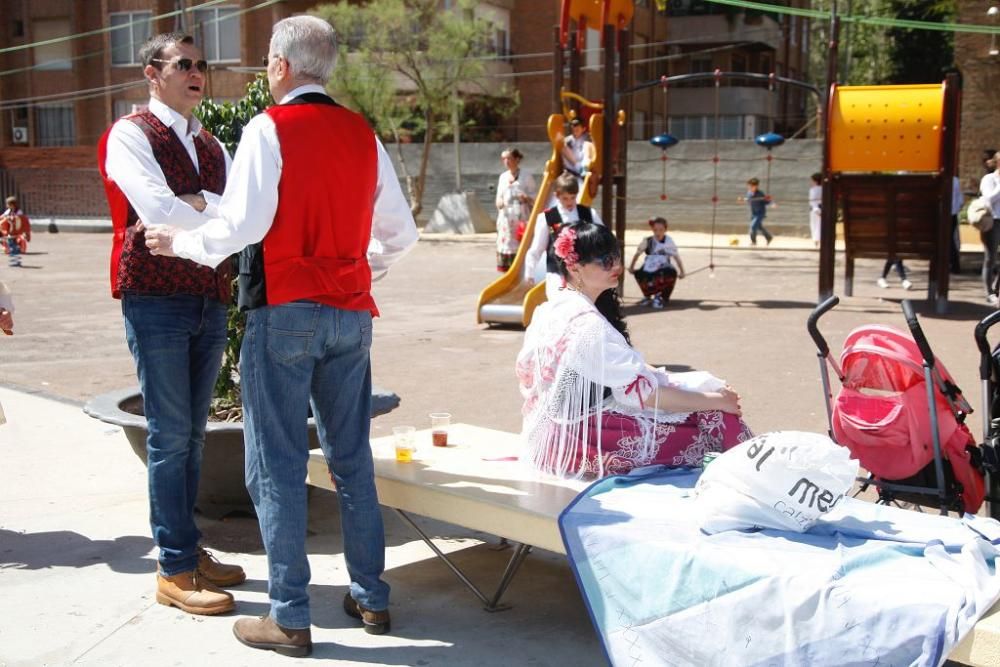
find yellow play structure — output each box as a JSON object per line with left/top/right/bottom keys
{"left": 818, "top": 75, "right": 959, "bottom": 312}
{"left": 476, "top": 95, "right": 604, "bottom": 326}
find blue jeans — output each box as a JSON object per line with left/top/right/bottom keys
{"left": 749, "top": 213, "right": 772, "bottom": 244}
{"left": 122, "top": 293, "right": 227, "bottom": 576}
{"left": 982, "top": 225, "right": 1000, "bottom": 297}
{"left": 241, "top": 301, "right": 388, "bottom": 629}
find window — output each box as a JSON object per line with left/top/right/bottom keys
{"left": 632, "top": 110, "right": 647, "bottom": 140}
{"left": 475, "top": 4, "right": 511, "bottom": 60}
{"left": 731, "top": 54, "right": 747, "bottom": 72}
{"left": 32, "top": 18, "right": 72, "bottom": 70}
{"left": 759, "top": 53, "right": 772, "bottom": 75}
{"left": 633, "top": 35, "right": 649, "bottom": 84}
{"left": 35, "top": 104, "right": 75, "bottom": 146}
{"left": 585, "top": 27, "right": 601, "bottom": 70}
{"left": 113, "top": 100, "right": 147, "bottom": 119}
{"left": 194, "top": 6, "right": 240, "bottom": 63}
{"left": 110, "top": 12, "right": 152, "bottom": 66}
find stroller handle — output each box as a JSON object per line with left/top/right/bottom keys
{"left": 807, "top": 295, "right": 839, "bottom": 357}
{"left": 975, "top": 310, "right": 1000, "bottom": 380}
{"left": 901, "top": 299, "right": 935, "bottom": 368}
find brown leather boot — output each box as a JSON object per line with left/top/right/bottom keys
{"left": 156, "top": 570, "right": 235, "bottom": 616}
{"left": 233, "top": 616, "right": 312, "bottom": 657}
{"left": 196, "top": 546, "right": 246, "bottom": 587}
{"left": 343, "top": 592, "right": 391, "bottom": 634}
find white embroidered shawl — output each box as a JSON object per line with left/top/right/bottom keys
{"left": 517, "top": 290, "right": 723, "bottom": 478}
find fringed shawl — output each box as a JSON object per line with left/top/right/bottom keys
{"left": 517, "top": 290, "right": 721, "bottom": 478}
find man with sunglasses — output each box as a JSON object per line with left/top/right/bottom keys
{"left": 97, "top": 33, "right": 242, "bottom": 617}
{"left": 143, "top": 15, "right": 417, "bottom": 656}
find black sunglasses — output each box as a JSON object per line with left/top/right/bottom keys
{"left": 591, "top": 253, "right": 621, "bottom": 271}
{"left": 151, "top": 57, "right": 208, "bottom": 73}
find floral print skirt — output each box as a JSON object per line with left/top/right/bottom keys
{"left": 577, "top": 410, "right": 753, "bottom": 477}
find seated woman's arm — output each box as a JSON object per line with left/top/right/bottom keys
{"left": 651, "top": 384, "right": 741, "bottom": 416}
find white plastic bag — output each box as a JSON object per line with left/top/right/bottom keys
{"left": 695, "top": 431, "right": 859, "bottom": 533}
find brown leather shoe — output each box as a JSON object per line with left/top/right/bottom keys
{"left": 233, "top": 616, "right": 312, "bottom": 657}
{"left": 343, "top": 592, "right": 390, "bottom": 634}
{"left": 156, "top": 570, "right": 234, "bottom": 616}
{"left": 197, "top": 546, "right": 246, "bottom": 587}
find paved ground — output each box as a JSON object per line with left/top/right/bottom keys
{"left": 1, "top": 229, "right": 997, "bottom": 666}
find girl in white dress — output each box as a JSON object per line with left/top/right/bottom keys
{"left": 494, "top": 148, "right": 536, "bottom": 272}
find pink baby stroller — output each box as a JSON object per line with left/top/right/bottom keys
{"left": 808, "top": 297, "right": 985, "bottom": 515}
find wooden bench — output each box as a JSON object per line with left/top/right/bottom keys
{"left": 305, "top": 423, "right": 587, "bottom": 610}
{"left": 304, "top": 423, "right": 1000, "bottom": 663}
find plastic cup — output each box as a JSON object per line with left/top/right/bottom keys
{"left": 392, "top": 425, "right": 416, "bottom": 462}
{"left": 429, "top": 412, "right": 451, "bottom": 447}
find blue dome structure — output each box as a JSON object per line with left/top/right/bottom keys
{"left": 754, "top": 132, "right": 785, "bottom": 148}
{"left": 649, "top": 133, "right": 679, "bottom": 149}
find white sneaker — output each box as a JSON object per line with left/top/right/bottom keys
{"left": 651, "top": 296, "right": 665, "bottom": 309}
{"left": 901, "top": 279, "right": 913, "bottom": 290}
{"left": 877, "top": 277, "right": 889, "bottom": 289}
{"left": 637, "top": 297, "right": 652, "bottom": 307}
{"left": 988, "top": 294, "right": 999, "bottom": 306}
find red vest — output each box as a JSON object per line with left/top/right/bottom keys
{"left": 97, "top": 111, "right": 230, "bottom": 302}
{"left": 262, "top": 100, "right": 379, "bottom": 314}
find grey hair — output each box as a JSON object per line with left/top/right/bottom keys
{"left": 270, "top": 16, "right": 338, "bottom": 83}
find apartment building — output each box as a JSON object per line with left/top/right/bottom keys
{"left": 0, "top": 0, "right": 807, "bottom": 216}
{"left": 508, "top": 0, "right": 811, "bottom": 142}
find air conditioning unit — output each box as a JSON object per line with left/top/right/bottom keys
{"left": 11, "top": 126, "right": 27, "bottom": 144}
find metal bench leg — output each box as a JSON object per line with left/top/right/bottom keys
{"left": 393, "top": 508, "right": 532, "bottom": 612}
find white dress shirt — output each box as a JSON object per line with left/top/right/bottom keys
{"left": 524, "top": 203, "right": 605, "bottom": 281}
{"left": 172, "top": 84, "right": 417, "bottom": 281}
{"left": 981, "top": 172, "right": 1000, "bottom": 219}
{"left": 104, "top": 97, "right": 232, "bottom": 230}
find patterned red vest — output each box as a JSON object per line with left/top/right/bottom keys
{"left": 97, "top": 110, "right": 231, "bottom": 302}
{"left": 258, "top": 97, "right": 379, "bottom": 314}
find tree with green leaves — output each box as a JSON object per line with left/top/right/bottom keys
{"left": 312, "top": 0, "right": 517, "bottom": 217}
{"left": 808, "top": 0, "right": 956, "bottom": 87}
{"left": 193, "top": 74, "right": 273, "bottom": 418}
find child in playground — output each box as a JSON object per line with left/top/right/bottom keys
{"left": 877, "top": 258, "right": 913, "bottom": 290}
{"left": 808, "top": 173, "right": 822, "bottom": 247}
{"left": 740, "top": 178, "right": 773, "bottom": 246}
{"left": 628, "top": 217, "right": 685, "bottom": 309}
{"left": 562, "top": 118, "right": 595, "bottom": 193}
{"left": 525, "top": 172, "right": 604, "bottom": 298}
{"left": 0, "top": 196, "right": 31, "bottom": 268}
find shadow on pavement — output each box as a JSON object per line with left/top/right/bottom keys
{"left": 0, "top": 529, "right": 154, "bottom": 573}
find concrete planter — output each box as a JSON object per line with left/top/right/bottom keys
{"left": 84, "top": 386, "right": 400, "bottom": 518}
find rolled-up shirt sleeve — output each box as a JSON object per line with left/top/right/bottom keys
{"left": 368, "top": 138, "right": 418, "bottom": 281}
{"left": 105, "top": 121, "right": 219, "bottom": 231}
{"left": 172, "top": 114, "right": 280, "bottom": 268}
{"left": 525, "top": 213, "right": 549, "bottom": 278}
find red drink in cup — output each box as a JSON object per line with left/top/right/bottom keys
{"left": 430, "top": 412, "right": 451, "bottom": 447}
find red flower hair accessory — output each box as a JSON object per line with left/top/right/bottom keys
{"left": 553, "top": 226, "right": 579, "bottom": 270}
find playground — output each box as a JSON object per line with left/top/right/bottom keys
{"left": 4, "top": 0, "right": 1000, "bottom": 664}
{"left": 3, "top": 230, "right": 1000, "bottom": 665}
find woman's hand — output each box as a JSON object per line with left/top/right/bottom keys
{"left": 711, "top": 386, "right": 741, "bottom": 416}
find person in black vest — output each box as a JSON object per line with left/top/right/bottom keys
{"left": 98, "top": 32, "right": 243, "bottom": 617}
{"left": 143, "top": 16, "right": 418, "bottom": 656}
{"left": 525, "top": 172, "right": 604, "bottom": 298}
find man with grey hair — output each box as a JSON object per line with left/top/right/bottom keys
{"left": 97, "top": 32, "right": 243, "bottom": 618}
{"left": 144, "top": 15, "right": 417, "bottom": 656}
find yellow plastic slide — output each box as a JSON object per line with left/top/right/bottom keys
{"left": 476, "top": 112, "right": 602, "bottom": 327}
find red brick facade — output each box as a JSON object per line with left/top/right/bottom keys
{"left": 955, "top": 0, "right": 1000, "bottom": 192}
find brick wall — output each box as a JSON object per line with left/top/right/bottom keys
{"left": 956, "top": 0, "right": 1000, "bottom": 190}
{"left": 0, "top": 147, "right": 105, "bottom": 217}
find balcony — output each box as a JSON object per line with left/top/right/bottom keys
{"left": 666, "top": 13, "right": 783, "bottom": 51}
